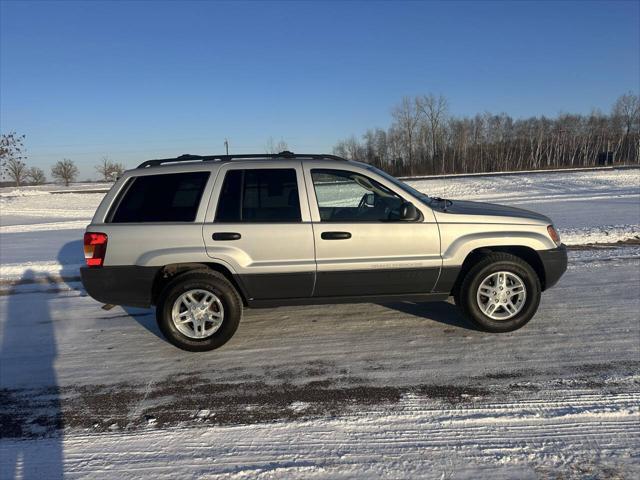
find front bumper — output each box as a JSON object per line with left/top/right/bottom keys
{"left": 538, "top": 244, "right": 568, "bottom": 289}
{"left": 80, "top": 266, "right": 160, "bottom": 308}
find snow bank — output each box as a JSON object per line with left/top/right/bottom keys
{"left": 0, "top": 261, "right": 83, "bottom": 282}
{"left": 405, "top": 168, "right": 640, "bottom": 203}
{"left": 561, "top": 224, "right": 640, "bottom": 245}
{"left": 0, "top": 220, "right": 90, "bottom": 234}
{"left": 0, "top": 189, "right": 52, "bottom": 198}
{"left": 0, "top": 192, "right": 102, "bottom": 221}
{"left": 0, "top": 182, "right": 111, "bottom": 196}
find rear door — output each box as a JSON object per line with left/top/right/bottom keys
{"left": 202, "top": 162, "right": 315, "bottom": 300}
{"left": 303, "top": 164, "right": 441, "bottom": 297}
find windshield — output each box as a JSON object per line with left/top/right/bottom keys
{"left": 364, "top": 165, "right": 429, "bottom": 201}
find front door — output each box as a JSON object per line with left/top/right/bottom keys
{"left": 303, "top": 165, "right": 441, "bottom": 297}
{"left": 202, "top": 162, "right": 315, "bottom": 300}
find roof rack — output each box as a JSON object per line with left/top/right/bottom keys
{"left": 137, "top": 151, "right": 348, "bottom": 168}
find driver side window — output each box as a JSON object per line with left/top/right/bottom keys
{"left": 311, "top": 169, "right": 404, "bottom": 222}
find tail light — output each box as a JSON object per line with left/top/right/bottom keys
{"left": 84, "top": 232, "right": 108, "bottom": 267}
{"left": 547, "top": 225, "right": 561, "bottom": 244}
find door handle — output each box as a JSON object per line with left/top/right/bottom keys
{"left": 212, "top": 232, "right": 241, "bottom": 241}
{"left": 321, "top": 231, "right": 352, "bottom": 240}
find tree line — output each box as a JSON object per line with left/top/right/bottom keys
{"left": 0, "top": 134, "right": 125, "bottom": 187}
{"left": 3, "top": 93, "right": 638, "bottom": 186}
{"left": 333, "top": 92, "right": 640, "bottom": 176}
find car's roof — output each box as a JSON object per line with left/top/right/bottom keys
{"left": 123, "top": 151, "right": 368, "bottom": 177}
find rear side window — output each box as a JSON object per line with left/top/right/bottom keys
{"left": 110, "top": 172, "right": 209, "bottom": 223}
{"left": 215, "top": 169, "right": 301, "bottom": 222}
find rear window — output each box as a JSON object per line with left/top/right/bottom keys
{"left": 215, "top": 169, "right": 301, "bottom": 222}
{"left": 109, "top": 172, "right": 209, "bottom": 223}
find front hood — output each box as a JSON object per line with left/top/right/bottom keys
{"left": 431, "top": 199, "right": 551, "bottom": 224}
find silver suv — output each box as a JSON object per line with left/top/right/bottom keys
{"left": 81, "top": 152, "right": 567, "bottom": 351}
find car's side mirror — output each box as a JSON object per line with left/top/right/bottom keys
{"left": 364, "top": 193, "right": 375, "bottom": 207}
{"left": 400, "top": 202, "right": 421, "bottom": 221}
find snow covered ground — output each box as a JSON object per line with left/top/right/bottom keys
{"left": 411, "top": 168, "right": 640, "bottom": 246}
{"left": 1, "top": 168, "right": 639, "bottom": 479}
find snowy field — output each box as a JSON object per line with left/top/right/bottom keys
{"left": 1, "top": 168, "right": 639, "bottom": 479}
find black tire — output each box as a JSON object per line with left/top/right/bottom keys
{"left": 454, "top": 253, "right": 541, "bottom": 332}
{"left": 156, "top": 270, "right": 242, "bottom": 351}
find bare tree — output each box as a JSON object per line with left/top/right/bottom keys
{"left": 1, "top": 132, "right": 27, "bottom": 186}
{"left": 110, "top": 162, "right": 125, "bottom": 180}
{"left": 51, "top": 159, "right": 78, "bottom": 186}
{"left": 333, "top": 136, "right": 363, "bottom": 160}
{"left": 613, "top": 92, "right": 640, "bottom": 135}
{"left": 4, "top": 158, "right": 28, "bottom": 186}
{"left": 612, "top": 92, "right": 640, "bottom": 163}
{"left": 96, "top": 156, "right": 111, "bottom": 181}
{"left": 96, "top": 156, "right": 125, "bottom": 182}
{"left": 416, "top": 94, "right": 449, "bottom": 173}
{"left": 391, "top": 97, "right": 420, "bottom": 173}
{"left": 265, "top": 137, "right": 289, "bottom": 154}
{"left": 26, "top": 166, "right": 46, "bottom": 185}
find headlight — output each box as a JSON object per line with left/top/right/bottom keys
{"left": 547, "top": 225, "right": 561, "bottom": 245}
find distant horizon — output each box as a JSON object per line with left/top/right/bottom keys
{"left": 1, "top": 0, "right": 638, "bottom": 179}
{"left": 1, "top": 161, "right": 638, "bottom": 190}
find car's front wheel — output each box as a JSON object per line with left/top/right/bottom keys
{"left": 455, "top": 253, "right": 541, "bottom": 332}
{"left": 156, "top": 270, "right": 242, "bottom": 351}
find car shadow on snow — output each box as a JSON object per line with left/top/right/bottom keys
{"left": 121, "top": 306, "right": 163, "bottom": 340}
{"left": 124, "top": 300, "right": 479, "bottom": 349}
{"left": 381, "top": 300, "right": 481, "bottom": 331}
{"left": 57, "top": 239, "right": 83, "bottom": 276}
{"left": 125, "top": 299, "right": 479, "bottom": 348}
{"left": 58, "top": 239, "right": 162, "bottom": 340}
{"left": 55, "top": 239, "right": 85, "bottom": 289}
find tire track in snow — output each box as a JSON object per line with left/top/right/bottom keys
{"left": 5, "top": 392, "right": 636, "bottom": 479}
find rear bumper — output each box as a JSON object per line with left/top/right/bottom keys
{"left": 538, "top": 244, "right": 568, "bottom": 289}
{"left": 80, "top": 266, "right": 160, "bottom": 308}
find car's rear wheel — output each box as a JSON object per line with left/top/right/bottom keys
{"left": 455, "top": 253, "right": 541, "bottom": 332}
{"left": 156, "top": 270, "right": 242, "bottom": 351}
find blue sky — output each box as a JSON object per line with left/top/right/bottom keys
{"left": 1, "top": 0, "right": 639, "bottom": 179}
